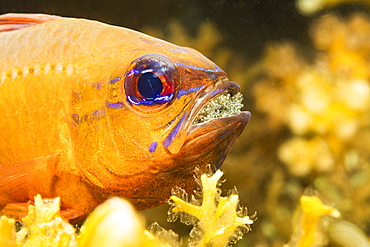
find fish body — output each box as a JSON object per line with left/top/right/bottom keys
{"left": 0, "top": 14, "right": 250, "bottom": 219}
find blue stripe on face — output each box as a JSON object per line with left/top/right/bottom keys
{"left": 107, "top": 102, "right": 125, "bottom": 109}
{"left": 174, "top": 63, "right": 222, "bottom": 73}
{"left": 210, "top": 89, "right": 221, "bottom": 96}
{"left": 177, "top": 86, "right": 203, "bottom": 99}
{"left": 163, "top": 114, "right": 187, "bottom": 148}
{"left": 89, "top": 77, "right": 121, "bottom": 89}
{"left": 148, "top": 142, "right": 158, "bottom": 152}
{"left": 109, "top": 77, "right": 121, "bottom": 84}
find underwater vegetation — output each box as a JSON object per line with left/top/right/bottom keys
{"left": 168, "top": 168, "right": 254, "bottom": 246}
{"left": 248, "top": 9, "right": 370, "bottom": 247}
{"left": 1, "top": 170, "right": 368, "bottom": 247}
{"left": 255, "top": 12, "right": 370, "bottom": 177}
{"left": 143, "top": 6, "right": 370, "bottom": 245}
{"left": 0, "top": 168, "right": 256, "bottom": 247}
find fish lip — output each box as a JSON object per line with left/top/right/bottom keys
{"left": 168, "top": 110, "right": 250, "bottom": 174}
{"left": 182, "top": 78, "right": 250, "bottom": 166}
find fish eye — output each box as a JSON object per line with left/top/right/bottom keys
{"left": 124, "top": 54, "right": 177, "bottom": 107}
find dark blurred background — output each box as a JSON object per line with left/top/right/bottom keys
{"left": 1, "top": 0, "right": 367, "bottom": 71}
{"left": 1, "top": 0, "right": 314, "bottom": 63}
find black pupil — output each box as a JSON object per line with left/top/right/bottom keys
{"left": 137, "top": 72, "right": 163, "bottom": 99}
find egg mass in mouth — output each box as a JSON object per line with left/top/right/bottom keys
{"left": 193, "top": 91, "right": 244, "bottom": 123}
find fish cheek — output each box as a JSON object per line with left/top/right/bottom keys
{"left": 124, "top": 149, "right": 218, "bottom": 210}
{"left": 103, "top": 108, "right": 167, "bottom": 175}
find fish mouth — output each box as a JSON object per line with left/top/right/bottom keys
{"left": 189, "top": 79, "right": 250, "bottom": 132}
{"left": 178, "top": 79, "right": 251, "bottom": 167}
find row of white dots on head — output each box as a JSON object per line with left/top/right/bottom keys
{"left": 0, "top": 63, "right": 73, "bottom": 85}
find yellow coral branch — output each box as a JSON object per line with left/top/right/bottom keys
{"left": 169, "top": 169, "right": 254, "bottom": 247}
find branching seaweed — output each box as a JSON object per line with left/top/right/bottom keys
{"left": 168, "top": 168, "right": 255, "bottom": 247}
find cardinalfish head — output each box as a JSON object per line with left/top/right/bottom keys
{"left": 69, "top": 20, "right": 251, "bottom": 209}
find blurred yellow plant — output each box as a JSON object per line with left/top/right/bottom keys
{"left": 285, "top": 195, "right": 370, "bottom": 247}
{"left": 279, "top": 137, "right": 334, "bottom": 176}
{"left": 285, "top": 195, "right": 340, "bottom": 247}
{"left": 253, "top": 13, "right": 370, "bottom": 177}
{"left": 296, "top": 0, "right": 370, "bottom": 15}
{"left": 79, "top": 197, "right": 166, "bottom": 247}
{"left": 247, "top": 12, "right": 370, "bottom": 244}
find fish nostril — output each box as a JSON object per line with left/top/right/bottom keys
{"left": 207, "top": 71, "right": 221, "bottom": 81}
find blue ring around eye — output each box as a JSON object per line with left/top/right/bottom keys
{"left": 127, "top": 94, "right": 174, "bottom": 105}
{"left": 124, "top": 54, "right": 177, "bottom": 107}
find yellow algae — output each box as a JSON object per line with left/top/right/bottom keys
{"left": 0, "top": 216, "right": 16, "bottom": 247}
{"left": 168, "top": 168, "right": 255, "bottom": 247}
{"left": 146, "top": 222, "right": 180, "bottom": 247}
{"left": 21, "top": 195, "right": 76, "bottom": 247}
{"left": 252, "top": 43, "right": 307, "bottom": 129}
{"left": 0, "top": 195, "right": 76, "bottom": 247}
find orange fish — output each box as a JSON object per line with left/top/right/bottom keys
{"left": 0, "top": 13, "right": 250, "bottom": 220}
